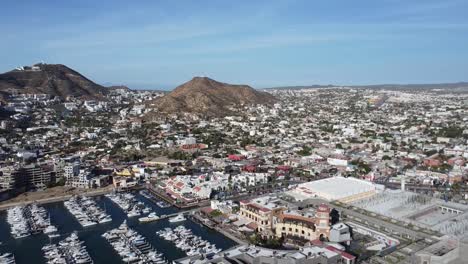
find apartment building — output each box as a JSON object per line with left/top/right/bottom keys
{"left": 20, "top": 163, "right": 55, "bottom": 189}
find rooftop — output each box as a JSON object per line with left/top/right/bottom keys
{"left": 290, "top": 176, "right": 379, "bottom": 201}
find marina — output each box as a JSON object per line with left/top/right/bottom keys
{"left": 64, "top": 195, "right": 112, "bottom": 227}
{"left": 0, "top": 192, "right": 236, "bottom": 264}
{"left": 103, "top": 221, "right": 167, "bottom": 263}
{"left": 157, "top": 226, "right": 221, "bottom": 257}
{"left": 6, "top": 204, "right": 59, "bottom": 239}
{"left": 42, "top": 232, "right": 93, "bottom": 264}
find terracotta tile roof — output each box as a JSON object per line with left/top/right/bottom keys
{"left": 279, "top": 213, "right": 316, "bottom": 224}
{"left": 247, "top": 222, "right": 258, "bottom": 229}
{"left": 201, "top": 207, "right": 214, "bottom": 214}
{"left": 310, "top": 239, "right": 323, "bottom": 246}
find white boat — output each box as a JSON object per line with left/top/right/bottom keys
{"left": 98, "top": 215, "right": 112, "bottom": 223}
{"left": 14, "top": 232, "right": 30, "bottom": 239}
{"left": 0, "top": 252, "right": 15, "bottom": 264}
{"left": 82, "top": 221, "right": 97, "bottom": 227}
{"left": 168, "top": 214, "right": 186, "bottom": 223}
{"left": 127, "top": 210, "right": 140, "bottom": 217}
{"left": 138, "top": 213, "right": 159, "bottom": 223}
{"left": 48, "top": 233, "right": 61, "bottom": 239}
{"left": 43, "top": 225, "right": 58, "bottom": 234}
{"left": 156, "top": 201, "right": 171, "bottom": 208}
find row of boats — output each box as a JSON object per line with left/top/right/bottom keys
{"left": 64, "top": 196, "right": 112, "bottom": 227}
{"left": 102, "top": 221, "right": 168, "bottom": 264}
{"left": 138, "top": 212, "right": 186, "bottom": 224}
{"left": 42, "top": 232, "right": 93, "bottom": 264}
{"left": 0, "top": 252, "right": 15, "bottom": 264}
{"left": 156, "top": 226, "right": 221, "bottom": 257}
{"left": 6, "top": 204, "right": 59, "bottom": 239}
{"left": 105, "top": 193, "right": 151, "bottom": 217}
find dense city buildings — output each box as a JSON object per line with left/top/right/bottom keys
{"left": 1, "top": 0, "right": 468, "bottom": 262}
{"left": 0, "top": 64, "right": 468, "bottom": 264}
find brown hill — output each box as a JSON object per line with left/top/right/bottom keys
{"left": 0, "top": 63, "right": 108, "bottom": 100}
{"left": 148, "top": 77, "right": 276, "bottom": 116}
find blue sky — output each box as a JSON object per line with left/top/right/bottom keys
{"left": 1, "top": 0, "right": 468, "bottom": 89}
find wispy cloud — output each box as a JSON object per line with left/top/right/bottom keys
{"left": 42, "top": 21, "right": 224, "bottom": 49}
{"left": 39, "top": 1, "right": 288, "bottom": 50}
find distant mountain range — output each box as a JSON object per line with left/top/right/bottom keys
{"left": 267, "top": 82, "right": 468, "bottom": 91}
{"left": 148, "top": 77, "right": 276, "bottom": 116}
{"left": 0, "top": 63, "right": 108, "bottom": 100}
{"left": 351, "top": 82, "right": 468, "bottom": 90}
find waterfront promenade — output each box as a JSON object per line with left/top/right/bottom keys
{"left": 0, "top": 186, "right": 114, "bottom": 211}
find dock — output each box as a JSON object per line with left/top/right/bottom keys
{"left": 140, "top": 208, "right": 199, "bottom": 223}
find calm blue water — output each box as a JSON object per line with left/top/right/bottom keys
{"left": 0, "top": 192, "right": 236, "bottom": 264}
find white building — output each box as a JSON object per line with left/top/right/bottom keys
{"left": 234, "top": 173, "right": 268, "bottom": 186}
{"left": 327, "top": 158, "right": 348, "bottom": 167}
{"left": 289, "top": 177, "right": 382, "bottom": 203}
{"left": 329, "top": 223, "right": 352, "bottom": 244}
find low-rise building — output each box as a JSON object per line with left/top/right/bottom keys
{"left": 329, "top": 223, "right": 352, "bottom": 244}
{"left": 289, "top": 176, "right": 381, "bottom": 203}
{"left": 275, "top": 204, "right": 331, "bottom": 243}
{"left": 175, "top": 244, "right": 356, "bottom": 264}
{"left": 239, "top": 196, "right": 286, "bottom": 234}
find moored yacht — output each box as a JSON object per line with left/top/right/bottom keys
{"left": 138, "top": 212, "right": 160, "bottom": 223}
{"left": 0, "top": 252, "right": 15, "bottom": 264}
{"left": 168, "top": 214, "right": 186, "bottom": 223}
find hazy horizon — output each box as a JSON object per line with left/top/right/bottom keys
{"left": 102, "top": 79, "right": 468, "bottom": 91}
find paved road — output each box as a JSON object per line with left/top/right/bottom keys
{"left": 305, "top": 199, "right": 438, "bottom": 240}
{"left": 337, "top": 206, "right": 436, "bottom": 240}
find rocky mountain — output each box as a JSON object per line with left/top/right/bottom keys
{"left": 0, "top": 63, "right": 109, "bottom": 100}
{"left": 148, "top": 77, "right": 276, "bottom": 116}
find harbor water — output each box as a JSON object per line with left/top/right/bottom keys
{"left": 0, "top": 192, "right": 237, "bottom": 264}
